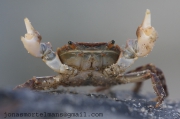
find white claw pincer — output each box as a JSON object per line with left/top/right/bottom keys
{"left": 136, "top": 9, "right": 158, "bottom": 57}
{"left": 21, "top": 18, "right": 42, "bottom": 57}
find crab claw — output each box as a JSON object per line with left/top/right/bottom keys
{"left": 136, "top": 9, "right": 158, "bottom": 57}
{"left": 21, "top": 18, "right": 42, "bottom": 57}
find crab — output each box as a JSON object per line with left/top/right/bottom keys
{"left": 15, "top": 9, "right": 168, "bottom": 107}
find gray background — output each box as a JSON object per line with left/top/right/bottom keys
{"left": 0, "top": 0, "right": 179, "bottom": 100}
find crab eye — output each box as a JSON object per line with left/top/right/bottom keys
{"left": 68, "top": 41, "right": 72, "bottom": 45}
{"left": 107, "top": 40, "right": 115, "bottom": 49}
{"left": 68, "top": 41, "right": 76, "bottom": 49}
{"left": 111, "top": 40, "right": 115, "bottom": 44}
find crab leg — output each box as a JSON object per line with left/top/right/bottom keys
{"left": 14, "top": 71, "right": 118, "bottom": 90}
{"left": 21, "top": 18, "right": 77, "bottom": 75}
{"left": 14, "top": 76, "right": 61, "bottom": 90}
{"left": 117, "top": 69, "right": 166, "bottom": 107}
{"left": 104, "top": 9, "right": 158, "bottom": 79}
{"left": 14, "top": 69, "right": 165, "bottom": 107}
{"left": 126, "top": 63, "right": 168, "bottom": 97}
{"left": 116, "top": 9, "right": 158, "bottom": 69}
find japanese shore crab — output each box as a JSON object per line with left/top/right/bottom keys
{"left": 15, "top": 9, "right": 168, "bottom": 107}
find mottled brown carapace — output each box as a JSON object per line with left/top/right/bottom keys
{"left": 57, "top": 40, "right": 121, "bottom": 70}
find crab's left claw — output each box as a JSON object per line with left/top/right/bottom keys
{"left": 21, "top": 18, "right": 42, "bottom": 57}
{"left": 136, "top": 9, "right": 158, "bottom": 57}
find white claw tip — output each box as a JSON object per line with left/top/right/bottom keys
{"left": 146, "top": 9, "right": 150, "bottom": 14}
{"left": 24, "top": 17, "right": 29, "bottom": 23}
{"left": 142, "top": 9, "right": 151, "bottom": 28}
{"left": 24, "top": 18, "right": 34, "bottom": 34}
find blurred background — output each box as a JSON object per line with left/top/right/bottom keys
{"left": 0, "top": 0, "right": 179, "bottom": 100}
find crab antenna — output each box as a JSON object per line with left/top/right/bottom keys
{"left": 142, "top": 9, "right": 151, "bottom": 28}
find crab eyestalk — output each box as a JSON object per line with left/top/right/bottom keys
{"left": 21, "top": 18, "right": 42, "bottom": 57}
{"left": 136, "top": 9, "right": 158, "bottom": 57}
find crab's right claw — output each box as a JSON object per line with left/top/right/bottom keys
{"left": 136, "top": 9, "right": 158, "bottom": 57}
{"left": 21, "top": 18, "right": 42, "bottom": 57}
